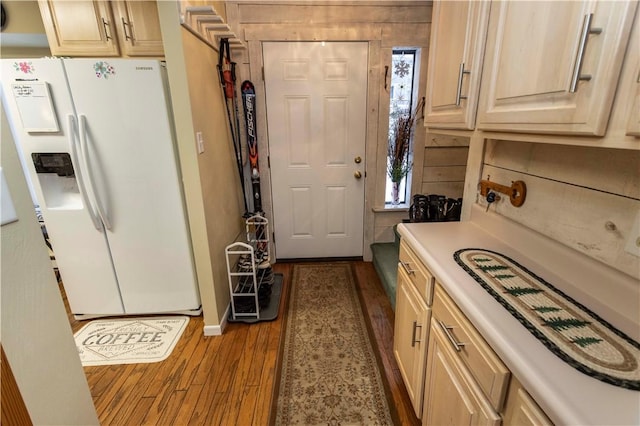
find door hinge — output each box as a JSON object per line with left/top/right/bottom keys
{"left": 272, "top": 232, "right": 275, "bottom": 243}
{"left": 261, "top": 67, "right": 265, "bottom": 81}
{"left": 267, "top": 156, "right": 270, "bottom": 168}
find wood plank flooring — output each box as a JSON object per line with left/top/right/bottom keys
{"left": 65, "top": 261, "right": 420, "bottom": 425}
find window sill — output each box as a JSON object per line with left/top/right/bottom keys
{"left": 372, "top": 204, "right": 410, "bottom": 213}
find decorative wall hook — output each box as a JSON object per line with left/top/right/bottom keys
{"left": 479, "top": 177, "right": 527, "bottom": 207}
{"left": 384, "top": 65, "right": 389, "bottom": 91}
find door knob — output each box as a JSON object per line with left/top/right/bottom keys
{"left": 354, "top": 156, "right": 362, "bottom": 164}
{"left": 354, "top": 171, "right": 362, "bottom": 179}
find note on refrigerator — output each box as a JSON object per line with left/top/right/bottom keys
{"left": 11, "top": 81, "right": 59, "bottom": 132}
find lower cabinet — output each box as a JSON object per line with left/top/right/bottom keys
{"left": 502, "top": 378, "right": 553, "bottom": 426}
{"left": 393, "top": 266, "right": 431, "bottom": 418}
{"left": 422, "top": 283, "right": 508, "bottom": 425}
{"left": 423, "top": 321, "right": 501, "bottom": 426}
{"left": 394, "top": 239, "right": 553, "bottom": 425}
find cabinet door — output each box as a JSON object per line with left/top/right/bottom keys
{"left": 477, "top": 1, "right": 637, "bottom": 136}
{"left": 627, "top": 72, "right": 640, "bottom": 137}
{"left": 625, "top": 23, "right": 640, "bottom": 137}
{"left": 38, "top": 0, "right": 120, "bottom": 56}
{"left": 112, "top": 1, "right": 164, "bottom": 57}
{"left": 502, "top": 378, "right": 553, "bottom": 426}
{"left": 422, "top": 323, "right": 501, "bottom": 426}
{"left": 393, "top": 267, "right": 431, "bottom": 418}
{"left": 424, "top": 1, "right": 490, "bottom": 130}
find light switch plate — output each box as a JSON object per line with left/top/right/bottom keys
{"left": 624, "top": 209, "right": 640, "bottom": 257}
{"left": 1, "top": 167, "right": 18, "bottom": 226}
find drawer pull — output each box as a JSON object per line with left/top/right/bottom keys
{"left": 400, "top": 260, "right": 416, "bottom": 275}
{"left": 101, "top": 18, "right": 113, "bottom": 41}
{"left": 438, "top": 320, "right": 467, "bottom": 352}
{"left": 411, "top": 321, "right": 422, "bottom": 347}
{"left": 455, "top": 62, "right": 471, "bottom": 106}
{"left": 121, "top": 17, "right": 133, "bottom": 41}
{"left": 569, "top": 13, "right": 602, "bottom": 93}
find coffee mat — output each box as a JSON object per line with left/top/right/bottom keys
{"left": 74, "top": 316, "right": 189, "bottom": 366}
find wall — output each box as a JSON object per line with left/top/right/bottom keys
{"left": 479, "top": 140, "right": 640, "bottom": 278}
{"left": 158, "top": 1, "right": 244, "bottom": 332}
{"left": 1, "top": 106, "right": 98, "bottom": 424}
{"left": 226, "top": 0, "right": 432, "bottom": 253}
{"left": 422, "top": 133, "right": 469, "bottom": 198}
{"left": 181, "top": 22, "right": 246, "bottom": 326}
{"left": 0, "top": 1, "right": 50, "bottom": 58}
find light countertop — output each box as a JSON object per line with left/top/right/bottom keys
{"left": 397, "top": 205, "right": 640, "bottom": 426}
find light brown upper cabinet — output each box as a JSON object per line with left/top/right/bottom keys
{"left": 424, "top": 1, "right": 490, "bottom": 130}
{"left": 111, "top": 1, "right": 163, "bottom": 57}
{"left": 626, "top": 71, "right": 640, "bottom": 137}
{"left": 38, "top": 0, "right": 163, "bottom": 57}
{"left": 625, "top": 22, "right": 640, "bottom": 137}
{"left": 476, "top": 1, "right": 637, "bottom": 136}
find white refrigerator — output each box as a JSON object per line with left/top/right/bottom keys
{"left": 1, "top": 58, "right": 201, "bottom": 319}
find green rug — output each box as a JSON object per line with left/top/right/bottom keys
{"left": 273, "top": 263, "right": 393, "bottom": 425}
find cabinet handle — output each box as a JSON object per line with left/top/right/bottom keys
{"left": 438, "top": 320, "right": 467, "bottom": 352}
{"left": 455, "top": 62, "right": 471, "bottom": 106}
{"left": 400, "top": 260, "right": 416, "bottom": 275}
{"left": 570, "top": 13, "right": 602, "bottom": 93}
{"left": 102, "top": 18, "right": 113, "bottom": 41}
{"left": 121, "top": 17, "right": 133, "bottom": 41}
{"left": 411, "top": 321, "right": 422, "bottom": 347}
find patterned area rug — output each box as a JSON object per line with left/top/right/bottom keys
{"left": 74, "top": 316, "right": 189, "bottom": 366}
{"left": 273, "top": 263, "right": 393, "bottom": 425}
{"left": 455, "top": 249, "right": 640, "bottom": 390}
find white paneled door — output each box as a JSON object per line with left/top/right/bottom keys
{"left": 263, "top": 42, "right": 368, "bottom": 259}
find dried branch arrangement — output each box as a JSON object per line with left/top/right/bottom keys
{"left": 387, "top": 97, "right": 424, "bottom": 183}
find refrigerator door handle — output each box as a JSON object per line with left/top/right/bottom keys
{"left": 78, "top": 114, "right": 113, "bottom": 231}
{"left": 68, "top": 114, "right": 102, "bottom": 231}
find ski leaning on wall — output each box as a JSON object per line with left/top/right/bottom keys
{"left": 217, "top": 38, "right": 249, "bottom": 216}
{"left": 241, "top": 80, "right": 263, "bottom": 214}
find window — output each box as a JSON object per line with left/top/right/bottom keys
{"left": 386, "top": 49, "right": 419, "bottom": 206}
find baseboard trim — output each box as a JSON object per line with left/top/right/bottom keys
{"left": 202, "top": 304, "right": 229, "bottom": 336}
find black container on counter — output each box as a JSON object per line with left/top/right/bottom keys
{"left": 409, "top": 194, "right": 462, "bottom": 222}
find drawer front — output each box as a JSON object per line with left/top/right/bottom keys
{"left": 399, "top": 240, "right": 435, "bottom": 305}
{"left": 432, "top": 284, "right": 510, "bottom": 411}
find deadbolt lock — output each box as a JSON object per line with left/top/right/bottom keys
{"left": 354, "top": 156, "right": 362, "bottom": 164}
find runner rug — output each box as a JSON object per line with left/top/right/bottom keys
{"left": 73, "top": 316, "right": 189, "bottom": 366}
{"left": 455, "top": 249, "right": 640, "bottom": 390}
{"left": 273, "top": 263, "right": 394, "bottom": 425}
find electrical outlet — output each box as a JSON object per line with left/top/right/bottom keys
{"left": 624, "top": 209, "right": 640, "bottom": 257}
{"left": 196, "top": 131, "right": 204, "bottom": 154}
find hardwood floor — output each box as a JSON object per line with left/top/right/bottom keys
{"left": 65, "top": 261, "right": 420, "bottom": 426}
